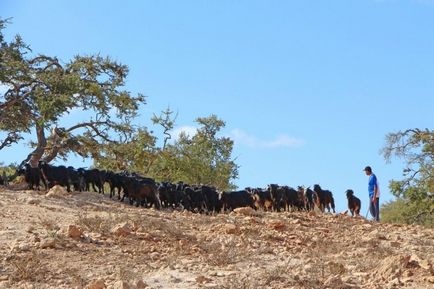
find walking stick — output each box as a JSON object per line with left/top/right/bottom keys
{"left": 365, "top": 198, "right": 372, "bottom": 219}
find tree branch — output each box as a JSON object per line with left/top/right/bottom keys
{"left": 66, "top": 121, "right": 117, "bottom": 143}
{"left": 0, "top": 132, "right": 22, "bottom": 150}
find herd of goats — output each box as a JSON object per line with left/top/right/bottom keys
{"left": 0, "top": 161, "right": 363, "bottom": 216}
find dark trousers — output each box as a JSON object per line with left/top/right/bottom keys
{"left": 369, "top": 197, "right": 380, "bottom": 222}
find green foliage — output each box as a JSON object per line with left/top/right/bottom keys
{"left": 0, "top": 18, "right": 146, "bottom": 165}
{"left": 0, "top": 19, "right": 239, "bottom": 190}
{"left": 381, "top": 198, "right": 434, "bottom": 227}
{"left": 381, "top": 128, "right": 434, "bottom": 226}
{"left": 95, "top": 113, "right": 240, "bottom": 191}
{"left": 154, "top": 115, "right": 239, "bottom": 190}
{"left": 0, "top": 163, "right": 17, "bottom": 176}
{"left": 93, "top": 128, "right": 157, "bottom": 173}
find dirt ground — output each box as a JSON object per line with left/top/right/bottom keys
{"left": 0, "top": 185, "right": 433, "bottom": 289}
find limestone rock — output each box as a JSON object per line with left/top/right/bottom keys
{"left": 26, "top": 198, "right": 40, "bottom": 205}
{"left": 46, "top": 185, "right": 68, "bottom": 198}
{"left": 112, "top": 280, "right": 130, "bottom": 289}
{"left": 268, "top": 220, "right": 286, "bottom": 231}
{"left": 86, "top": 279, "right": 106, "bottom": 289}
{"left": 324, "top": 275, "right": 343, "bottom": 287}
{"left": 135, "top": 280, "right": 148, "bottom": 289}
{"left": 224, "top": 224, "right": 238, "bottom": 234}
{"left": 112, "top": 223, "right": 132, "bottom": 237}
{"left": 39, "top": 238, "right": 56, "bottom": 249}
{"left": 68, "top": 225, "right": 83, "bottom": 239}
{"left": 233, "top": 207, "right": 261, "bottom": 216}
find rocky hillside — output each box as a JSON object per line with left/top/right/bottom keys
{"left": 0, "top": 186, "right": 433, "bottom": 289}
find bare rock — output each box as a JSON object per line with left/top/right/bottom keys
{"left": 26, "top": 198, "right": 41, "bottom": 205}
{"left": 224, "top": 224, "right": 238, "bottom": 234}
{"left": 112, "top": 280, "right": 130, "bottom": 289}
{"left": 135, "top": 280, "right": 148, "bottom": 289}
{"left": 328, "top": 261, "right": 346, "bottom": 275}
{"left": 308, "top": 211, "right": 317, "bottom": 217}
{"left": 233, "top": 207, "right": 262, "bottom": 216}
{"left": 196, "top": 275, "right": 213, "bottom": 285}
{"left": 39, "top": 238, "right": 56, "bottom": 249}
{"left": 18, "top": 243, "right": 31, "bottom": 252}
{"left": 26, "top": 225, "right": 35, "bottom": 233}
{"left": 46, "top": 185, "right": 69, "bottom": 198}
{"left": 112, "top": 223, "right": 132, "bottom": 237}
{"left": 149, "top": 252, "right": 160, "bottom": 260}
{"left": 324, "top": 275, "right": 343, "bottom": 287}
{"left": 268, "top": 220, "right": 286, "bottom": 231}
{"left": 409, "top": 254, "right": 433, "bottom": 272}
{"left": 86, "top": 279, "right": 106, "bottom": 289}
{"left": 10, "top": 240, "right": 31, "bottom": 252}
{"left": 68, "top": 225, "right": 83, "bottom": 239}
{"left": 289, "top": 219, "right": 301, "bottom": 225}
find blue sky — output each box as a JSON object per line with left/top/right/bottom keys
{"left": 1, "top": 0, "right": 433, "bottom": 214}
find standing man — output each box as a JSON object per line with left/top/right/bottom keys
{"left": 364, "top": 166, "right": 380, "bottom": 222}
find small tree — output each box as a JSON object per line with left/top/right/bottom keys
{"left": 157, "top": 115, "right": 239, "bottom": 190}
{"left": 381, "top": 128, "right": 434, "bottom": 226}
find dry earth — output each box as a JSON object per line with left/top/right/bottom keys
{"left": 0, "top": 185, "right": 433, "bottom": 289}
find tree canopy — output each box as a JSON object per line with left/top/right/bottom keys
{"left": 0, "top": 19, "right": 239, "bottom": 190}
{"left": 381, "top": 128, "right": 434, "bottom": 226}
{"left": 0, "top": 18, "right": 145, "bottom": 166}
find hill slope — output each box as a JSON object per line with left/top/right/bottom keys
{"left": 0, "top": 186, "right": 433, "bottom": 289}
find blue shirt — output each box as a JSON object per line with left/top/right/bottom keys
{"left": 368, "top": 174, "right": 378, "bottom": 198}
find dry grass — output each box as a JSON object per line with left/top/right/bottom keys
{"left": 64, "top": 267, "right": 87, "bottom": 289}
{"left": 8, "top": 250, "right": 48, "bottom": 283}
{"left": 76, "top": 212, "right": 117, "bottom": 235}
{"left": 37, "top": 216, "right": 61, "bottom": 239}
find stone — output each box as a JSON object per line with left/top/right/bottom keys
{"left": 68, "top": 225, "right": 83, "bottom": 239}
{"left": 268, "top": 220, "right": 286, "bottom": 231}
{"left": 39, "top": 238, "right": 56, "bottom": 249}
{"left": 112, "top": 223, "right": 131, "bottom": 237}
{"left": 324, "top": 275, "right": 343, "bottom": 287}
{"left": 289, "top": 219, "right": 301, "bottom": 225}
{"left": 196, "top": 275, "right": 212, "bottom": 284}
{"left": 135, "top": 280, "right": 148, "bottom": 289}
{"left": 149, "top": 252, "right": 160, "bottom": 260}
{"left": 18, "top": 243, "right": 30, "bottom": 252}
{"left": 46, "top": 185, "right": 69, "bottom": 198}
{"left": 224, "top": 224, "right": 238, "bottom": 234}
{"left": 86, "top": 279, "right": 106, "bottom": 289}
{"left": 233, "top": 207, "right": 261, "bottom": 216}
{"left": 112, "top": 280, "right": 130, "bottom": 289}
{"left": 27, "top": 198, "right": 40, "bottom": 205}
{"left": 26, "top": 226, "right": 35, "bottom": 233}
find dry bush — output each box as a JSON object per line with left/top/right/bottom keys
{"left": 37, "top": 216, "right": 60, "bottom": 238}
{"left": 199, "top": 240, "right": 248, "bottom": 267}
{"left": 139, "top": 214, "right": 198, "bottom": 243}
{"left": 8, "top": 250, "right": 48, "bottom": 283}
{"left": 76, "top": 213, "right": 117, "bottom": 235}
{"left": 116, "top": 265, "right": 138, "bottom": 282}
{"left": 223, "top": 274, "right": 258, "bottom": 289}
{"left": 64, "top": 267, "right": 87, "bottom": 289}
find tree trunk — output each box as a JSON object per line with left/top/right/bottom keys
{"left": 41, "top": 127, "right": 62, "bottom": 163}
{"left": 18, "top": 123, "right": 47, "bottom": 169}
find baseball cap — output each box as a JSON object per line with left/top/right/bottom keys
{"left": 363, "top": 166, "right": 372, "bottom": 172}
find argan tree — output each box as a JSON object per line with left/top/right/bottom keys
{"left": 154, "top": 114, "right": 239, "bottom": 191}
{"left": 381, "top": 128, "right": 434, "bottom": 226}
{"left": 0, "top": 18, "right": 146, "bottom": 167}
{"left": 1, "top": 19, "right": 240, "bottom": 190}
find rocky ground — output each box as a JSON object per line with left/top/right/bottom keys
{"left": 0, "top": 185, "right": 433, "bottom": 289}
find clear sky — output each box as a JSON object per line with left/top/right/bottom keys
{"left": 1, "top": 0, "right": 433, "bottom": 214}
